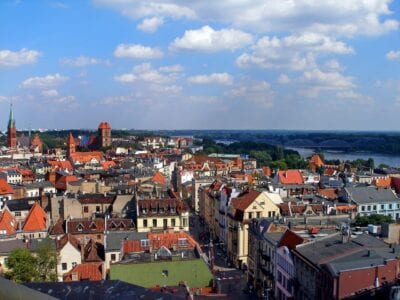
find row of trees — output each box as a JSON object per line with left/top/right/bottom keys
{"left": 4, "top": 238, "right": 57, "bottom": 283}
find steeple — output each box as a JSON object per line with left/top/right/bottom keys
{"left": 8, "top": 103, "right": 15, "bottom": 129}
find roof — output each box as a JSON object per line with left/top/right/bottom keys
{"left": 310, "top": 154, "right": 324, "bottom": 166}
{"left": 63, "top": 262, "right": 103, "bottom": 282}
{"left": 69, "top": 151, "right": 103, "bottom": 164}
{"left": 84, "top": 239, "right": 103, "bottom": 262}
{"left": 0, "top": 179, "right": 13, "bottom": 195}
{"left": 67, "top": 132, "right": 75, "bottom": 145}
{"left": 98, "top": 121, "right": 111, "bottom": 130}
{"left": 50, "top": 218, "right": 65, "bottom": 235}
{"left": 137, "top": 198, "right": 188, "bottom": 216}
{"left": 24, "top": 280, "right": 183, "bottom": 300}
{"left": 101, "top": 161, "right": 116, "bottom": 170}
{"left": 0, "top": 239, "right": 28, "bottom": 254}
{"left": 0, "top": 207, "right": 18, "bottom": 235}
{"left": 277, "top": 170, "right": 304, "bottom": 185}
{"left": 151, "top": 171, "right": 166, "bottom": 185}
{"left": 48, "top": 160, "right": 73, "bottom": 171}
{"left": 105, "top": 231, "right": 147, "bottom": 251}
{"left": 55, "top": 175, "right": 79, "bottom": 190}
{"left": 77, "top": 194, "right": 115, "bottom": 205}
{"left": 345, "top": 186, "right": 400, "bottom": 204}
{"left": 22, "top": 202, "right": 47, "bottom": 232}
{"left": 373, "top": 177, "right": 392, "bottom": 188}
{"left": 66, "top": 218, "right": 135, "bottom": 235}
{"left": 56, "top": 233, "right": 80, "bottom": 251}
{"left": 279, "top": 229, "right": 305, "bottom": 250}
{"left": 230, "top": 189, "right": 261, "bottom": 211}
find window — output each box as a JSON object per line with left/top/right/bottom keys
{"left": 14, "top": 211, "right": 21, "bottom": 217}
{"left": 96, "top": 206, "right": 100, "bottom": 212}
{"left": 72, "top": 262, "right": 77, "bottom": 268}
{"left": 268, "top": 211, "right": 272, "bottom": 218}
{"left": 84, "top": 206, "right": 89, "bottom": 213}
{"left": 361, "top": 206, "right": 365, "bottom": 211}
{"left": 143, "top": 219, "right": 148, "bottom": 227}
{"left": 389, "top": 204, "right": 393, "bottom": 209}
{"left": 256, "top": 212, "right": 261, "bottom": 218}
{"left": 373, "top": 205, "right": 377, "bottom": 211}
{"left": 183, "top": 218, "right": 188, "bottom": 227}
{"left": 178, "top": 238, "right": 187, "bottom": 247}
{"left": 62, "top": 263, "right": 67, "bottom": 271}
{"left": 171, "top": 218, "right": 176, "bottom": 227}
{"left": 111, "top": 254, "right": 116, "bottom": 261}
{"left": 381, "top": 204, "right": 385, "bottom": 210}
{"left": 141, "top": 239, "right": 150, "bottom": 247}
{"left": 248, "top": 212, "right": 253, "bottom": 219}
{"left": 153, "top": 219, "right": 157, "bottom": 227}
{"left": 367, "top": 205, "right": 371, "bottom": 211}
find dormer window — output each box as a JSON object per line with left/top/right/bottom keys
{"left": 141, "top": 239, "right": 150, "bottom": 247}
{"left": 89, "top": 222, "right": 97, "bottom": 230}
{"left": 77, "top": 223, "right": 84, "bottom": 232}
{"left": 170, "top": 207, "right": 176, "bottom": 213}
{"left": 178, "top": 238, "right": 187, "bottom": 247}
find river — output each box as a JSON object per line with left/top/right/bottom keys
{"left": 287, "top": 147, "right": 400, "bottom": 168}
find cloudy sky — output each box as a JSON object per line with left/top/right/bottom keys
{"left": 1, "top": 0, "right": 399, "bottom": 130}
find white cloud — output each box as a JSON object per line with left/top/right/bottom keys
{"left": 237, "top": 33, "right": 353, "bottom": 70}
{"left": 226, "top": 80, "right": 274, "bottom": 107}
{"left": 137, "top": 17, "right": 164, "bottom": 33}
{"left": 21, "top": 73, "right": 69, "bottom": 89}
{"left": 114, "top": 44, "right": 163, "bottom": 59}
{"left": 41, "top": 89, "right": 59, "bottom": 97}
{"left": 188, "top": 73, "right": 233, "bottom": 85}
{"left": 114, "top": 63, "right": 176, "bottom": 84}
{"left": 0, "top": 48, "right": 40, "bottom": 67}
{"left": 171, "top": 26, "right": 253, "bottom": 52}
{"left": 386, "top": 50, "right": 400, "bottom": 60}
{"left": 60, "top": 55, "right": 110, "bottom": 67}
{"left": 277, "top": 74, "right": 290, "bottom": 84}
{"left": 159, "top": 64, "right": 183, "bottom": 73}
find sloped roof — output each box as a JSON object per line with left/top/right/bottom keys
{"left": 98, "top": 121, "right": 111, "bottom": 130}
{"left": 0, "top": 179, "right": 13, "bottom": 195}
{"left": 231, "top": 189, "right": 261, "bottom": 211}
{"left": 22, "top": 202, "right": 47, "bottom": 232}
{"left": 48, "top": 160, "right": 73, "bottom": 171}
{"left": 84, "top": 239, "right": 103, "bottom": 262}
{"left": 373, "top": 177, "right": 392, "bottom": 188}
{"left": 345, "top": 186, "right": 400, "bottom": 204}
{"left": 56, "top": 233, "right": 80, "bottom": 251}
{"left": 279, "top": 229, "right": 305, "bottom": 250}
{"left": 151, "top": 171, "right": 166, "bottom": 185}
{"left": 55, "top": 175, "right": 78, "bottom": 190}
{"left": 69, "top": 151, "right": 103, "bottom": 164}
{"left": 0, "top": 207, "right": 17, "bottom": 235}
{"left": 310, "top": 154, "right": 324, "bottom": 166}
{"left": 277, "top": 170, "right": 304, "bottom": 185}
{"left": 50, "top": 218, "right": 65, "bottom": 235}
{"left": 63, "top": 262, "right": 103, "bottom": 281}
{"left": 101, "top": 161, "right": 116, "bottom": 170}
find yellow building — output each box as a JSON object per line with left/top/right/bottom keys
{"left": 227, "top": 189, "right": 280, "bottom": 268}
{"left": 136, "top": 198, "right": 189, "bottom": 233}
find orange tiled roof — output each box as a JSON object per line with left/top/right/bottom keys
{"left": 48, "top": 160, "right": 73, "bottom": 171}
{"left": 317, "top": 188, "right": 338, "bottom": 200}
{"left": 373, "top": 177, "right": 392, "bottom": 188}
{"left": 101, "top": 161, "right": 116, "bottom": 170}
{"left": 278, "top": 170, "right": 304, "bottom": 185}
{"left": 0, "top": 179, "right": 13, "bottom": 195}
{"left": 231, "top": 189, "right": 261, "bottom": 211}
{"left": 22, "top": 202, "right": 47, "bottom": 232}
{"left": 0, "top": 207, "right": 17, "bottom": 235}
{"left": 310, "top": 154, "right": 324, "bottom": 167}
{"left": 70, "top": 151, "right": 103, "bottom": 164}
{"left": 63, "top": 262, "right": 103, "bottom": 282}
{"left": 152, "top": 171, "right": 166, "bottom": 185}
{"left": 98, "top": 121, "right": 111, "bottom": 130}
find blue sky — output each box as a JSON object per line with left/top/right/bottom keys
{"left": 0, "top": 0, "right": 399, "bottom": 130}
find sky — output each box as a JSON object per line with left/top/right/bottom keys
{"left": 0, "top": 0, "right": 399, "bottom": 131}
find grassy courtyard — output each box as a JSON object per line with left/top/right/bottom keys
{"left": 110, "top": 259, "right": 214, "bottom": 288}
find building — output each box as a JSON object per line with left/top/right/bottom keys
{"left": 7, "top": 104, "right": 17, "bottom": 149}
{"left": 98, "top": 121, "right": 111, "bottom": 148}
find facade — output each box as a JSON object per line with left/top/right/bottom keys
{"left": 98, "top": 122, "right": 111, "bottom": 148}
{"left": 56, "top": 234, "right": 82, "bottom": 281}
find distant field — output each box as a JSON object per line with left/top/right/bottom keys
{"left": 110, "top": 259, "right": 214, "bottom": 288}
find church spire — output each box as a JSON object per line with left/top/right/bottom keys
{"left": 8, "top": 103, "right": 15, "bottom": 129}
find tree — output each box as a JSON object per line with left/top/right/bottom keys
{"left": 35, "top": 237, "right": 58, "bottom": 282}
{"left": 355, "top": 214, "right": 393, "bottom": 226}
{"left": 5, "top": 248, "right": 37, "bottom": 283}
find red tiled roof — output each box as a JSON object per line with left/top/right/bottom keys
{"left": 69, "top": 151, "right": 103, "bottom": 164}
{"left": 0, "top": 207, "right": 17, "bottom": 235}
{"left": 50, "top": 218, "right": 65, "bottom": 235}
{"left": 101, "top": 161, "right": 116, "bottom": 170}
{"left": 98, "top": 122, "right": 111, "bottom": 130}
{"left": 231, "top": 189, "right": 261, "bottom": 211}
{"left": 55, "top": 175, "right": 78, "bottom": 190}
{"left": 22, "top": 202, "right": 47, "bottom": 232}
{"left": 317, "top": 188, "right": 338, "bottom": 200}
{"left": 56, "top": 233, "right": 81, "bottom": 251}
{"left": 373, "top": 177, "right": 392, "bottom": 188}
{"left": 138, "top": 198, "right": 188, "bottom": 215}
{"left": 152, "top": 171, "right": 166, "bottom": 185}
{"left": 278, "top": 170, "right": 304, "bottom": 185}
{"left": 279, "top": 229, "right": 305, "bottom": 250}
{"left": 0, "top": 179, "right": 13, "bottom": 195}
{"left": 48, "top": 160, "right": 73, "bottom": 171}
{"left": 84, "top": 239, "right": 103, "bottom": 262}
{"left": 63, "top": 262, "right": 103, "bottom": 282}
{"left": 310, "top": 154, "right": 324, "bottom": 167}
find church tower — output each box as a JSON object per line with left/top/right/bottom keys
{"left": 7, "top": 104, "right": 17, "bottom": 149}
{"left": 98, "top": 122, "right": 111, "bottom": 148}
{"left": 67, "top": 132, "right": 76, "bottom": 158}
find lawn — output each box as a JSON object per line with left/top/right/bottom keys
{"left": 110, "top": 259, "right": 214, "bottom": 288}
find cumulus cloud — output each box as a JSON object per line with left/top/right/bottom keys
{"left": 277, "top": 74, "right": 290, "bottom": 84}
{"left": 20, "top": 73, "right": 69, "bottom": 89}
{"left": 226, "top": 80, "right": 274, "bottom": 107}
{"left": 114, "top": 44, "right": 163, "bottom": 59}
{"left": 114, "top": 63, "right": 177, "bottom": 84}
{"left": 386, "top": 50, "right": 400, "bottom": 60}
{"left": 170, "top": 26, "right": 253, "bottom": 52}
{"left": 188, "top": 73, "right": 233, "bottom": 85}
{"left": 41, "top": 89, "right": 59, "bottom": 97}
{"left": 137, "top": 17, "right": 164, "bottom": 33}
{"left": 237, "top": 33, "right": 353, "bottom": 70}
{"left": 158, "top": 64, "right": 183, "bottom": 73}
{"left": 0, "top": 48, "right": 40, "bottom": 67}
{"left": 60, "top": 55, "right": 110, "bottom": 67}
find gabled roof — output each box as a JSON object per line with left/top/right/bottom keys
{"left": 50, "top": 218, "right": 65, "bottom": 235}
{"left": 56, "top": 233, "right": 80, "bottom": 251}
{"left": 277, "top": 170, "right": 304, "bottom": 185}
{"left": 22, "top": 202, "right": 47, "bottom": 232}
{"left": 345, "top": 186, "right": 400, "bottom": 204}
{"left": 63, "top": 262, "right": 103, "bottom": 282}
{"left": 84, "top": 239, "right": 103, "bottom": 262}
{"left": 310, "top": 154, "right": 324, "bottom": 167}
{"left": 0, "top": 207, "right": 17, "bottom": 235}
{"left": 69, "top": 151, "right": 103, "bottom": 164}
{"left": 101, "top": 161, "right": 116, "bottom": 170}
{"left": 55, "top": 175, "right": 78, "bottom": 190}
{"left": 48, "top": 160, "right": 73, "bottom": 171}
{"left": 230, "top": 189, "right": 261, "bottom": 212}
{"left": 0, "top": 179, "right": 13, "bottom": 195}
{"left": 98, "top": 121, "right": 111, "bottom": 130}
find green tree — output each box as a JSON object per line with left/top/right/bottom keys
{"left": 5, "top": 248, "right": 37, "bottom": 283}
{"left": 355, "top": 214, "right": 393, "bottom": 226}
{"left": 249, "top": 150, "right": 272, "bottom": 167}
{"left": 35, "top": 238, "right": 58, "bottom": 282}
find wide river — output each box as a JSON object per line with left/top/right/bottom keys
{"left": 287, "top": 147, "right": 400, "bottom": 168}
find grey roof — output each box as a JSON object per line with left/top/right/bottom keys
{"left": 24, "top": 181, "right": 54, "bottom": 189}
{"left": 24, "top": 280, "right": 184, "bottom": 300}
{"left": 345, "top": 186, "right": 400, "bottom": 204}
{"left": 0, "top": 239, "right": 27, "bottom": 254}
{"left": 263, "top": 232, "right": 284, "bottom": 244}
{"left": 295, "top": 232, "right": 390, "bottom": 267}
{"left": 105, "top": 231, "right": 147, "bottom": 251}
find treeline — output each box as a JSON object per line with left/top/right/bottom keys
{"left": 198, "top": 139, "right": 308, "bottom": 170}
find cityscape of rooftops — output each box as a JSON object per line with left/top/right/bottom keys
{"left": 1, "top": 1, "right": 400, "bottom": 300}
